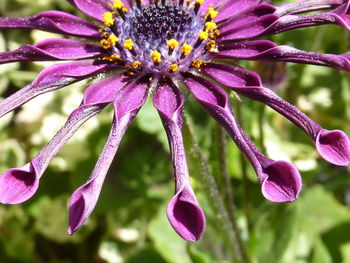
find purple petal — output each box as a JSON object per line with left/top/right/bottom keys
{"left": 0, "top": 104, "right": 103, "bottom": 204}
{"left": 276, "top": 0, "right": 345, "bottom": 15}
{"left": 215, "top": 41, "right": 350, "bottom": 72}
{"left": 260, "top": 160, "right": 302, "bottom": 202}
{"left": 0, "top": 39, "right": 101, "bottom": 64}
{"left": 218, "top": 1, "right": 350, "bottom": 40}
{"left": 0, "top": 164, "right": 38, "bottom": 204}
{"left": 230, "top": 87, "right": 350, "bottom": 166}
{"left": 69, "top": 79, "right": 148, "bottom": 234}
{"left": 114, "top": 78, "right": 149, "bottom": 119}
{"left": 204, "top": 65, "right": 350, "bottom": 167}
{"left": 153, "top": 81, "right": 184, "bottom": 122}
{"left": 83, "top": 74, "right": 126, "bottom": 105}
{"left": 316, "top": 129, "right": 350, "bottom": 166}
{"left": 200, "top": 65, "right": 350, "bottom": 166}
{"left": 166, "top": 186, "right": 206, "bottom": 241}
{"left": 0, "top": 60, "right": 110, "bottom": 118}
{"left": 200, "top": 63, "right": 262, "bottom": 87}
{"left": 67, "top": 0, "right": 113, "bottom": 22}
{"left": 215, "top": 0, "right": 262, "bottom": 22}
{"left": 182, "top": 74, "right": 301, "bottom": 202}
{"left": 153, "top": 81, "right": 205, "bottom": 242}
{"left": 0, "top": 11, "right": 100, "bottom": 39}
{"left": 218, "top": 4, "right": 277, "bottom": 38}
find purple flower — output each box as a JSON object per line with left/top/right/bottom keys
{"left": 0, "top": 0, "right": 349, "bottom": 241}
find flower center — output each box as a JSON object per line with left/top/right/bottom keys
{"left": 129, "top": 3, "right": 194, "bottom": 46}
{"left": 99, "top": 0, "right": 220, "bottom": 76}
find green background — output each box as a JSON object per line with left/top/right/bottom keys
{"left": 0, "top": 0, "right": 350, "bottom": 262}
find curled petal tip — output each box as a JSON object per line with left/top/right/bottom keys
{"left": 0, "top": 163, "right": 39, "bottom": 204}
{"left": 68, "top": 192, "right": 88, "bottom": 235}
{"left": 166, "top": 188, "right": 206, "bottom": 242}
{"left": 261, "top": 161, "right": 302, "bottom": 203}
{"left": 316, "top": 129, "right": 350, "bottom": 166}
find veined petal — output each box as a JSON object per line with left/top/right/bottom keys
{"left": 218, "top": 1, "right": 350, "bottom": 40}
{"left": 215, "top": 0, "right": 262, "bottom": 23}
{"left": 182, "top": 74, "right": 302, "bottom": 202}
{"left": 0, "top": 11, "right": 100, "bottom": 39}
{"left": 114, "top": 77, "right": 149, "bottom": 119}
{"left": 153, "top": 81, "right": 205, "bottom": 242}
{"left": 200, "top": 63, "right": 262, "bottom": 87}
{"left": 216, "top": 41, "right": 350, "bottom": 72}
{"left": 0, "top": 104, "right": 104, "bottom": 204}
{"left": 69, "top": 79, "right": 148, "bottom": 234}
{"left": 0, "top": 39, "right": 101, "bottom": 64}
{"left": 276, "top": 0, "right": 345, "bottom": 16}
{"left": 0, "top": 60, "right": 110, "bottom": 118}
{"left": 83, "top": 74, "right": 127, "bottom": 105}
{"left": 218, "top": 4, "right": 277, "bottom": 32}
{"left": 67, "top": 0, "right": 114, "bottom": 22}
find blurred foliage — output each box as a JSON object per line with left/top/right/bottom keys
{"left": 0, "top": 0, "right": 350, "bottom": 263}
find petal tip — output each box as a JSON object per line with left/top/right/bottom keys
{"left": 261, "top": 161, "right": 302, "bottom": 203}
{"left": 316, "top": 129, "right": 350, "bottom": 166}
{"left": 166, "top": 190, "right": 206, "bottom": 242}
{"left": 0, "top": 163, "right": 38, "bottom": 204}
{"left": 68, "top": 193, "right": 87, "bottom": 234}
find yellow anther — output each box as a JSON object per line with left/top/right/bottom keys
{"left": 98, "top": 29, "right": 108, "bottom": 38}
{"left": 107, "top": 34, "right": 119, "bottom": 46}
{"left": 198, "top": 31, "right": 208, "bottom": 41}
{"left": 132, "top": 61, "right": 143, "bottom": 70}
{"left": 102, "top": 55, "right": 121, "bottom": 63}
{"left": 205, "top": 21, "right": 217, "bottom": 32}
{"left": 205, "top": 40, "right": 217, "bottom": 52}
{"left": 150, "top": 50, "right": 162, "bottom": 63}
{"left": 180, "top": 43, "right": 192, "bottom": 56}
{"left": 195, "top": 0, "right": 204, "bottom": 4}
{"left": 205, "top": 7, "right": 219, "bottom": 20}
{"left": 113, "top": 0, "right": 128, "bottom": 12}
{"left": 102, "top": 11, "right": 115, "bottom": 27}
{"left": 113, "top": 0, "right": 124, "bottom": 9}
{"left": 100, "top": 39, "right": 111, "bottom": 49}
{"left": 192, "top": 59, "right": 203, "bottom": 69}
{"left": 169, "top": 64, "right": 179, "bottom": 72}
{"left": 123, "top": 39, "right": 134, "bottom": 50}
{"left": 209, "top": 29, "right": 220, "bottom": 38}
{"left": 167, "top": 39, "right": 179, "bottom": 49}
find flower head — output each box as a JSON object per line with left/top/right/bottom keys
{"left": 0, "top": 0, "right": 350, "bottom": 241}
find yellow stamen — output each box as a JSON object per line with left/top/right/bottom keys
{"left": 198, "top": 31, "right": 208, "bottom": 41}
{"left": 132, "top": 61, "right": 143, "bottom": 70}
{"left": 205, "top": 21, "right": 217, "bottom": 32}
{"left": 169, "top": 64, "right": 179, "bottom": 72}
{"left": 113, "top": 0, "right": 124, "bottom": 9}
{"left": 150, "top": 50, "right": 162, "bottom": 63}
{"left": 195, "top": 0, "right": 204, "bottom": 4}
{"left": 192, "top": 59, "right": 203, "bottom": 69}
{"left": 205, "top": 7, "right": 219, "bottom": 20}
{"left": 102, "top": 55, "right": 121, "bottom": 63}
{"left": 167, "top": 39, "right": 179, "bottom": 49}
{"left": 123, "top": 39, "right": 134, "bottom": 50}
{"left": 113, "top": 0, "right": 128, "bottom": 12}
{"left": 180, "top": 43, "right": 192, "bottom": 56}
{"left": 205, "top": 40, "right": 217, "bottom": 52}
{"left": 108, "top": 34, "right": 119, "bottom": 46}
{"left": 102, "top": 11, "right": 115, "bottom": 27}
{"left": 100, "top": 39, "right": 111, "bottom": 49}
